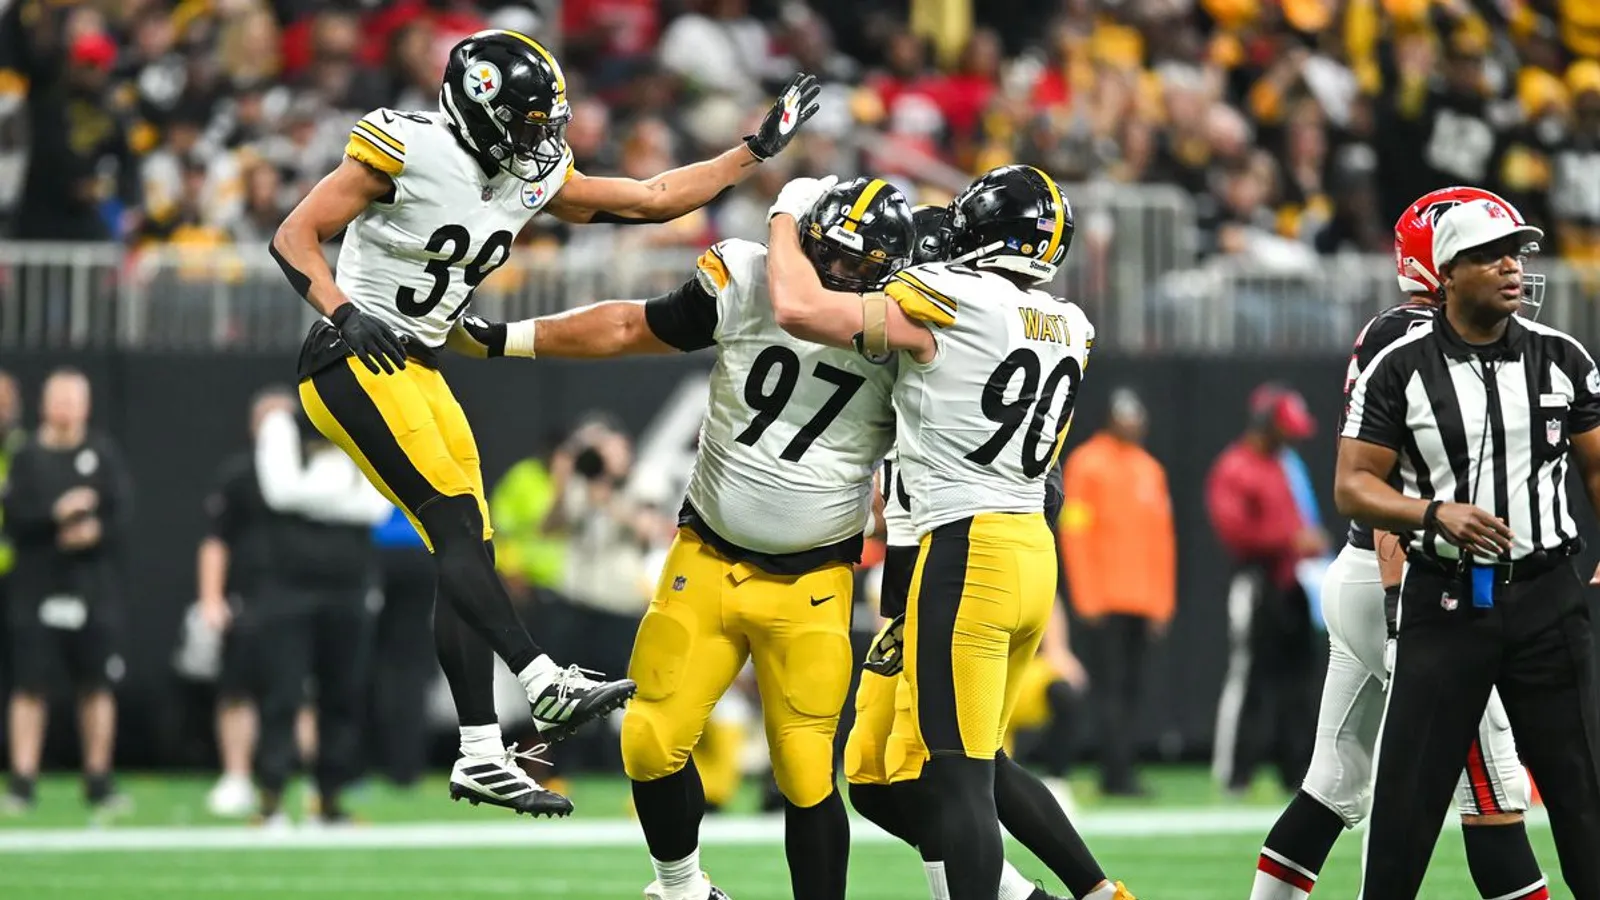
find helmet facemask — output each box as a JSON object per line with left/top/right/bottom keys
{"left": 802, "top": 221, "right": 904, "bottom": 292}
{"left": 495, "top": 106, "right": 570, "bottom": 182}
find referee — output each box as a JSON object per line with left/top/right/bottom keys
{"left": 1337, "top": 199, "right": 1600, "bottom": 899}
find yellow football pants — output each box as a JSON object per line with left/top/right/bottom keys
{"left": 299, "top": 357, "right": 491, "bottom": 550}
{"left": 622, "top": 528, "right": 855, "bottom": 808}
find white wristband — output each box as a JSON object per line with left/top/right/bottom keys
{"left": 506, "top": 320, "right": 538, "bottom": 358}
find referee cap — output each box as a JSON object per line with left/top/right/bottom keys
{"left": 1432, "top": 199, "right": 1544, "bottom": 269}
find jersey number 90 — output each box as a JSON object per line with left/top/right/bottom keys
{"left": 966, "top": 348, "right": 1081, "bottom": 478}
{"left": 397, "top": 225, "right": 515, "bottom": 319}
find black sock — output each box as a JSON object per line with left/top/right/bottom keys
{"left": 920, "top": 756, "right": 1002, "bottom": 900}
{"left": 7, "top": 774, "right": 35, "bottom": 802}
{"left": 433, "top": 589, "right": 498, "bottom": 727}
{"left": 848, "top": 782, "right": 921, "bottom": 848}
{"left": 417, "top": 496, "right": 542, "bottom": 673}
{"left": 994, "top": 751, "right": 1106, "bottom": 898}
{"left": 84, "top": 773, "right": 117, "bottom": 805}
{"left": 786, "top": 789, "right": 850, "bottom": 900}
{"left": 1257, "top": 790, "right": 1346, "bottom": 891}
{"left": 632, "top": 759, "right": 707, "bottom": 864}
{"left": 1462, "top": 820, "right": 1546, "bottom": 900}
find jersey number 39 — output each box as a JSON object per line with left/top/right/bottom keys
{"left": 396, "top": 225, "right": 515, "bottom": 319}
{"left": 966, "top": 348, "right": 1081, "bottom": 477}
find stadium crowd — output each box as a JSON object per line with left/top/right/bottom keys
{"left": 0, "top": 0, "right": 1598, "bottom": 272}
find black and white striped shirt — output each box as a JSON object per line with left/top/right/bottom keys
{"left": 1343, "top": 313, "right": 1600, "bottom": 562}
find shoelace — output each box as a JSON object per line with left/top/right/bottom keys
{"left": 504, "top": 742, "right": 553, "bottom": 769}
{"left": 550, "top": 664, "right": 607, "bottom": 703}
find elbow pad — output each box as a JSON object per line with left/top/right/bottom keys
{"left": 269, "top": 240, "right": 313, "bottom": 299}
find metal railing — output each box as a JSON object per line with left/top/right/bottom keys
{"left": 22, "top": 186, "right": 1594, "bottom": 354}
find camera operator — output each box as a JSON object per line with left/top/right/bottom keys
{"left": 1, "top": 369, "right": 132, "bottom": 814}
{"left": 538, "top": 415, "right": 669, "bottom": 772}
{"left": 252, "top": 403, "right": 391, "bottom": 824}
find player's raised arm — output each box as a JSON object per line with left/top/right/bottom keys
{"left": 545, "top": 74, "right": 820, "bottom": 225}
{"left": 446, "top": 245, "right": 730, "bottom": 359}
{"left": 270, "top": 155, "right": 408, "bottom": 374}
{"left": 764, "top": 177, "right": 935, "bottom": 362}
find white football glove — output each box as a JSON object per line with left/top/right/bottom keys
{"left": 768, "top": 175, "right": 838, "bottom": 222}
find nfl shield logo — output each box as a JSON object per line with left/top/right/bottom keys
{"left": 1442, "top": 593, "right": 1459, "bottom": 611}
{"left": 1548, "top": 418, "right": 1562, "bottom": 446}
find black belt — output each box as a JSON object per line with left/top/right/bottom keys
{"left": 1408, "top": 543, "right": 1580, "bottom": 585}
{"left": 1347, "top": 529, "right": 1376, "bottom": 552}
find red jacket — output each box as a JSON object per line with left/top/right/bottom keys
{"left": 1206, "top": 440, "right": 1307, "bottom": 588}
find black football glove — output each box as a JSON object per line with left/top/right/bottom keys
{"left": 453, "top": 315, "right": 508, "bottom": 358}
{"left": 862, "top": 614, "right": 906, "bottom": 678}
{"left": 331, "top": 303, "right": 408, "bottom": 375}
{"left": 745, "top": 73, "right": 822, "bottom": 161}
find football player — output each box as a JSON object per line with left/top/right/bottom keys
{"left": 1248, "top": 187, "right": 1545, "bottom": 900}
{"left": 766, "top": 166, "right": 1130, "bottom": 900}
{"left": 451, "top": 176, "right": 914, "bottom": 900}
{"left": 845, "top": 204, "right": 1127, "bottom": 900}
{"left": 269, "top": 29, "right": 820, "bottom": 817}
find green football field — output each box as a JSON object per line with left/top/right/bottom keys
{"left": 0, "top": 767, "right": 1569, "bottom": 899}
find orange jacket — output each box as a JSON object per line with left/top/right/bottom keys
{"left": 1059, "top": 432, "right": 1176, "bottom": 623}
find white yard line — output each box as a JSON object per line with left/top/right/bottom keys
{"left": 0, "top": 806, "right": 1550, "bottom": 854}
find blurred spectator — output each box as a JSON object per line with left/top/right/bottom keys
{"left": 1060, "top": 387, "right": 1174, "bottom": 797}
{"left": 368, "top": 506, "right": 438, "bottom": 790}
{"left": 0, "top": 370, "right": 20, "bottom": 596}
{"left": 537, "top": 416, "right": 668, "bottom": 775}
{"left": 658, "top": 0, "right": 772, "bottom": 104}
{"left": 250, "top": 404, "right": 391, "bottom": 825}
{"left": 1, "top": 6, "right": 141, "bottom": 240}
{"left": 1206, "top": 384, "right": 1326, "bottom": 798}
{"left": 1550, "top": 61, "right": 1600, "bottom": 266}
{"left": 1, "top": 370, "right": 133, "bottom": 816}
{"left": 192, "top": 388, "right": 298, "bottom": 818}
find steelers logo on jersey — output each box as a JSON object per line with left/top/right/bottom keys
{"left": 464, "top": 61, "right": 503, "bottom": 103}
{"left": 521, "top": 178, "right": 548, "bottom": 209}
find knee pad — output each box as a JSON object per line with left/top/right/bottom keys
{"left": 771, "top": 727, "right": 839, "bottom": 808}
{"left": 621, "top": 701, "right": 691, "bottom": 783}
{"left": 629, "top": 608, "right": 693, "bottom": 702}
{"left": 783, "top": 629, "right": 853, "bottom": 719}
{"left": 1301, "top": 782, "right": 1370, "bottom": 828}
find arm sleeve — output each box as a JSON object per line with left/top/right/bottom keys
{"left": 644, "top": 276, "right": 719, "bottom": 352}
{"left": 1059, "top": 448, "right": 1103, "bottom": 617}
{"left": 99, "top": 440, "right": 136, "bottom": 545}
{"left": 0, "top": 448, "right": 55, "bottom": 540}
{"left": 1566, "top": 338, "right": 1600, "bottom": 435}
{"left": 1341, "top": 349, "right": 1408, "bottom": 450}
{"left": 202, "top": 470, "right": 242, "bottom": 543}
{"left": 885, "top": 267, "right": 957, "bottom": 328}
{"left": 254, "top": 409, "right": 313, "bottom": 514}
{"left": 1152, "top": 465, "right": 1177, "bottom": 624}
{"left": 345, "top": 109, "right": 407, "bottom": 178}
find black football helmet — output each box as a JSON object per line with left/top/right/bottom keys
{"left": 911, "top": 204, "right": 953, "bottom": 264}
{"left": 799, "top": 178, "right": 915, "bottom": 292}
{"left": 946, "top": 165, "right": 1073, "bottom": 284}
{"left": 440, "top": 30, "right": 570, "bottom": 182}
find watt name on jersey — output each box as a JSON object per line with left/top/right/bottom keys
{"left": 889, "top": 263, "right": 1093, "bottom": 537}
{"left": 687, "top": 239, "right": 897, "bottom": 555}
{"left": 340, "top": 108, "right": 573, "bottom": 348}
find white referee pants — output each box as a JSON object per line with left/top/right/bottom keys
{"left": 1302, "top": 544, "right": 1529, "bottom": 826}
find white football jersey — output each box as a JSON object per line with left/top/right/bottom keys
{"left": 685, "top": 239, "right": 898, "bottom": 555}
{"left": 880, "top": 447, "right": 917, "bottom": 548}
{"left": 888, "top": 263, "right": 1094, "bottom": 537}
{"left": 339, "top": 108, "right": 572, "bottom": 348}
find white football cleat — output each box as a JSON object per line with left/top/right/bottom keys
{"left": 448, "top": 742, "right": 573, "bottom": 818}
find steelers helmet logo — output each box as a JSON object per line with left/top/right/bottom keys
{"left": 464, "top": 61, "right": 503, "bottom": 103}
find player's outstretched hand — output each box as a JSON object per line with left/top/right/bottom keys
{"left": 332, "top": 303, "right": 408, "bottom": 374}
{"left": 769, "top": 175, "right": 837, "bottom": 223}
{"left": 746, "top": 73, "right": 821, "bottom": 161}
